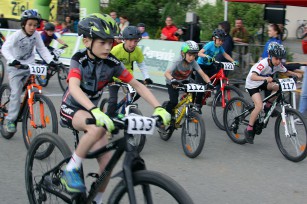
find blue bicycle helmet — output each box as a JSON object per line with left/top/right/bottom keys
{"left": 268, "top": 42, "right": 286, "bottom": 58}
{"left": 21, "top": 9, "right": 41, "bottom": 27}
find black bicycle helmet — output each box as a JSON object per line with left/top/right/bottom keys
{"left": 268, "top": 42, "right": 286, "bottom": 58}
{"left": 78, "top": 13, "right": 119, "bottom": 39}
{"left": 181, "top": 40, "right": 199, "bottom": 53}
{"left": 44, "top": 22, "right": 55, "bottom": 31}
{"left": 21, "top": 9, "right": 41, "bottom": 27}
{"left": 137, "top": 23, "right": 146, "bottom": 28}
{"left": 122, "top": 26, "right": 142, "bottom": 39}
{"left": 212, "top": 29, "right": 226, "bottom": 40}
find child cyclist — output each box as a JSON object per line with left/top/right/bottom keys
{"left": 195, "top": 29, "right": 238, "bottom": 111}
{"left": 1, "top": 9, "right": 57, "bottom": 133}
{"left": 107, "top": 25, "right": 153, "bottom": 117}
{"left": 244, "top": 42, "right": 301, "bottom": 144}
{"left": 41, "top": 22, "right": 68, "bottom": 53}
{"left": 164, "top": 40, "right": 214, "bottom": 115}
{"left": 59, "top": 13, "right": 170, "bottom": 203}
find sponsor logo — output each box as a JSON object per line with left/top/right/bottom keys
{"left": 61, "top": 104, "right": 74, "bottom": 114}
{"left": 257, "top": 64, "right": 264, "bottom": 71}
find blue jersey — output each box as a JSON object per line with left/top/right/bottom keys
{"left": 197, "top": 41, "right": 225, "bottom": 65}
{"left": 261, "top": 37, "right": 282, "bottom": 59}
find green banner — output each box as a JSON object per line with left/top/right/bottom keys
{"left": 79, "top": 0, "right": 101, "bottom": 19}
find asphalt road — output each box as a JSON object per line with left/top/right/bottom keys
{"left": 0, "top": 72, "right": 306, "bottom": 204}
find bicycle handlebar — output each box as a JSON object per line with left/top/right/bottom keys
{"left": 8, "top": 63, "right": 29, "bottom": 70}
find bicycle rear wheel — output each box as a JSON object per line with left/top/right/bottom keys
{"left": 296, "top": 25, "right": 305, "bottom": 39}
{"left": 108, "top": 170, "right": 194, "bottom": 204}
{"left": 212, "top": 85, "right": 243, "bottom": 130}
{"left": 0, "top": 84, "right": 15, "bottom": 139}
{"left": 181, "top": 111, "right": 206, "bottom": 158}
{"left": 25, "top": 132, "right": 73, "bottom": 204}
{"left": 275, "top": 108, "right": 307, "bottom": 162}
{"left": 0, "top": 58, "right": 4, "bottom": 87}
{"left": 22, "top": 93, "right": 58, "bottom": 160}
{"left": 224, "top": 97, "right": 251, "bottom": 144}
{"left": 57, "top": 64, "right": 69, "bottom": 92}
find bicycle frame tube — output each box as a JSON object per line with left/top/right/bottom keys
{"left": 174, "top": 93, "right": 193, "bottom": 125}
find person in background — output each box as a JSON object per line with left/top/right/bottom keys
{"left": 41, "top": 22, "right": 68, "bottom": 52}
{"left": 60, "top": 22, "right": 70, "bottom": 34}
{"left": 36, "top": 19, "right": 47, "bottom": 31}
{"left": 119, "top": 16, "right": 129, "bottom": 34}
{"left": 54, "top": 20, "right": 62, "bottom": 32}
{"left": 260, "top": 24, "right": 282, "bottom": 60}
{"left": 0, "top": 31, "right": 6, "bottom": 48}
{"left": 231, "top": 18, "right": 249, "bottom": 44}
{"left": 216, "top": 21, "right": 234, "bottom": 63}
{"left": 160, "top": 16, "right": 182, "bottom": 41}
{"left": 137, "top": 23, "right": 149, "bottom": 39}
{"left": 295, "top": 66, "right": 306, "bottom": 125}
{"left": 65, "top": 16, "right": 74, "bottom": 32}
{"left": 110, "top": 11, "right": 120, "bottom": 24}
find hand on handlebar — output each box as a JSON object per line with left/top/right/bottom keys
{"left": 232, "top": 60, "right": 239, "bottom": 66}
{"left": 144, "top": 78, "right": 153, "bottom": 85}
{"left": 206, "top": 82, "right": 215, "bottom": 90}
{"left": 170, "top": 78, "right": 180, "bottom": 86}
{"left": 206, "top": 56, "right": 215, "bottom": 63}
{"left": 152, "top": 107, "right": 171, "bottom": 126}
{"left": 265, "top": 77, "right": 274, "bottom": 83}
{"left": 90, "top": 107, "right": 115, "bottom": 132}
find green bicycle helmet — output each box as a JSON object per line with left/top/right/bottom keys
{"left": 181, "top": 40, "right": 199, "bottom": 53}
{"left": 78, "top": 13, "right": 119, "bottom": 39}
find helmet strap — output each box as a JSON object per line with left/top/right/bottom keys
{"left": 87, "top": 39, "right": 103, "bottom": 62}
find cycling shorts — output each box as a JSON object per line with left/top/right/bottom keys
{"left": 246, "top": 81, "right": 268, "bottom": 97}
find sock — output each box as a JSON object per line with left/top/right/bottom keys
{"left": 66, "top": 152, "right": 83, "bottom": 171}
{"left": 93, "top": 192, "right": 103, "bottom": 204}
{"left": 247, "top": 124, "right": 253, "bottom": 131}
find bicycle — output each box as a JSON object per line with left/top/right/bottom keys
{"left": 200, "top": 60, "right": 243, "bottom": 130}
{"left": 159, "top": 83, "right": 206, "bottom": 158}
{"left": 0, "top": 51, "right": 5, "bottom": 87}
{"left": 223, "top": 77, "right": 307, "bottom": 162}
{"left": 36, "top": 45, "right": 69, "bottom": 92}
{"left": 100, "top": 81, "right": 146, "bottom": 153}
{"left": 0, "top": 63, "right": 58, "bottom": 159}
{"left": 25, "top": 115, "right": 194, "bottom": 204}
{"left": 296, "top": 20, "right": 307, "bottom": 39}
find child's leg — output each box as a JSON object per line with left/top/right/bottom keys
{"left": 107, "top": 85, "right": 120, "bottom": 117}
{"left": 249, "top": 92, "right": 263, "bottom": 127}
{"left": 165, "top": 84, "right": 179, "bottom": 115}
{"left": 266, "top": 82, "right": 279, "bottom": 103}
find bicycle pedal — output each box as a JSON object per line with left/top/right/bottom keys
{"left": 87, "top": 172, "right": 99, "bottom": 179}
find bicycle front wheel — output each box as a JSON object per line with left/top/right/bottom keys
{"left": 57, "top": 64, "right": 69, "bottom": 92}
{"left": 128, "top": 107, "right": 146, "bottom": 153}
{"left": 0, "top": 84, "right": 15, "bottom": 139}
{"left": 22, "top": 93, "right": 58, "bottom": 159}
{"left": 25, "top": 132, "right": 72, "bottom": 204}
{"left": 296, "top": 25, "right": 305, "bottom": 39}
{"left": 0, "top": 58, "right": 4, "bottom": 87}
{"left": 181, "top": 111, "right": 206, "bottom": 158}
{"left": 212, "top": 85, "right": 243, "bottom": 130}
{"left": 108, "top": 170, "right": 194, "bottom": 204}
{"left": 275, "top": 108, "right": 307, "bottom": 162}
{"left": 224, "top": 97, "right": 251, "bottom": 144}
{"left": 158, "top": 101, "right": 174, "bottom": 141}
{"left": 36, "top": 75, "right": 49, "bottom": 87}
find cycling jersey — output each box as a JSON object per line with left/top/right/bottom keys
{"left": 245, "top": 58, "right": 287, "bottom": 89}
{"left": 62, "top": 48, "right": 133, "bottom": 109}
{"left": 197, "top": 41, "right": 225, "bottom": 66}
{"left": 166, "top": 57, "right": 200, "bottom": 84}
{"left": 41, "top": 31, "right": 58, "bottom": 47}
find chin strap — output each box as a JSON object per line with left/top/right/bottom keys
{"left": 87, "top": 39, "right": 103, "bottom": 63}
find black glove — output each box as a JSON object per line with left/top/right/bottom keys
{"left": 49, "top": 61, "right": 57, "bottom": 67}
{"left": 11, "top": 60, "right": 21, "bottom": 66}
{"left": 145, "top": 78, "right": 153, "bottom": 85}
{"left": 63, "top": 44, "right": 68, "bottom": 48}
{"left": 206, "top": 82, "right": 215, "bottom": 90}
{"left": 170, "top": 78, "right": 179, "bottom": 86}
{"left": 181, "top": 80, "right": 190, "bottom": 85}
{"left": 292, "top": 75, "right": 298, "bottom": 83}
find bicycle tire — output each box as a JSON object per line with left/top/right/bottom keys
{"left": 36, "top": 75, "right": 49, "bottom": 87}
{"left": 25, "top": 132, "right": 72, "bottom": 204}
{"left": 158, "top": 101, "right": 174, "bottom": 141}
{"left": 212, "top": 85, "right": 243, "bottom": 130}
{"left": 57, "top": 64, "right": 69, "bottom": 92}
{"left": 275, "top": 107, "right": 307, "bottom": 162}
{"left": 296, "top": 25, "right": 305, "bottom": 39}
{"left": 108, "top": 170, "right": 194, "bottom": 204}
{"left": 224, "top": 97, "right": 251, "bottom": 144}
{"left": 22, "top": 93, "right": 58, "bottom": 160}
{"left": 0, "top": 58, "right": 4, "bottom": 87}
{"left": 0, "top": 84, "right": 15, "bottom": 139}
{"left": 282, "top": 27, "right": 288, "bottom": 41}
{"left": 128, "top": 107, "right": 146, "bottom": 153}
{"left": 181, "top": 111, "right": 206, "bottom": 158}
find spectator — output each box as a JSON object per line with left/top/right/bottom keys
{"left": 110, "top": 11, "right": 120, "bottom": 24}
{"left": 160, "top": 16, "right": 181, "bottom": 41}
{"left": 59, "top": 22, "right": 70, "bottom": 34}
{"left": 0, "top": 14, "right": 9, "bottom": 28}
{"left": 36, "top": 19, "right": 47, "bottom": 31}
{"left": 295, "top": 66, "right": 307, "bottom": 124}
{"left": 216, "top": 21, "right": 234, "bottom": 63}
{"left": 260, "top": 24, "right": 282, "bottom": 60}
{"left": 65, "top": 16, "right": 74, "bottom": 32}
{"left": 119, "top": 16, "right": 129, "bottom": 34}
{"left": 137, "top": 23, "right": 149, "bottom": 39}
{"left": 54, "top": 20, "right": 62, "bottom": 32}
{"left": 0, "top": 31, "right": 6, "bottom": 48}
{"left": 231, "top": 18, "right": 249, "bottom": 43}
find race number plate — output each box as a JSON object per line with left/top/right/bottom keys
{"left": 279, "top": 78, "right": 296, "bottom": 91}
{"left": 29, "top": 64, "right": 47, "bottom": 76}
{"left": 126, "top": 115, "right": 156, "bottom": 135}
{"left": 186, "top": 83, "right": 205, "bottom": 92}
{"left": 221, "top": 62, "right": 234, "bottom": 70}
{"left": 127, "top": 84, "right": 136, "bottom": 93}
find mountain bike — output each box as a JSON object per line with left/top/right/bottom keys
{"left": 159, "top": 83, "right": 206, "bottom": 158}
{"left": 224, "top": 78, "right": 307, "bottom": 162}
{"left": 0, "top": 63, "right": 58, "bottom": 159}
{"left": 36, "top": 45, "right": 69, "bottom": 92}
{"left": 25, "top": 115, "right": 194, "bottom": 204}
{"left": 201, "top": 60, "right": 243, "bottom": 130}
{"left": 100, "top": 81, "right": 146, "bottom": 153}
{"left": 296, "top": 20, "right": 307, "bottom": 39}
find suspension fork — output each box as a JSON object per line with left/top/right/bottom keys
{"left": 28, "top": 88, "right": 46, "bottom": 128}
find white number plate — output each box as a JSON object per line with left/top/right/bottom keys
{"left": 126, "top": 115, "right": 156, "bottom": 135}
{"left": 127, "top": 84, "right": 136, "bottom": 93}
{"left": 221, "top": 62, "right": 234, "bottom": 70}
{"left": 279, "top": 78, "right": 296, "bottom": 91}
{"left": 29, "top": 64, "right": 47, "bottom": 76}
{"left": 186, "top": 83, "right": 205, "bottom": 92}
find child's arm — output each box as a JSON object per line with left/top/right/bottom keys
{"left": 196, "top": 69, "right": 211, "bottom": 83}
{"left": 223, "top": 52, "right": 236, "bottom": 63}
{"left": 1, "top": 33, "right": 17, "bottom": 64}
{"left": 56, "top": 38, "right": 67, "bottom": 46}
{"left": 250, "top": 72, "right": 273, "bottom": 83}
{"left": 284, "top": 70, "right": 302, "bottom": 79}
{"left": 198, "top": 48, "right": 207, "bottom": 58}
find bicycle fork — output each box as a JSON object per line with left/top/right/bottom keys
{"left": 28, "top": 91, "right": 46, "bottom": 128}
